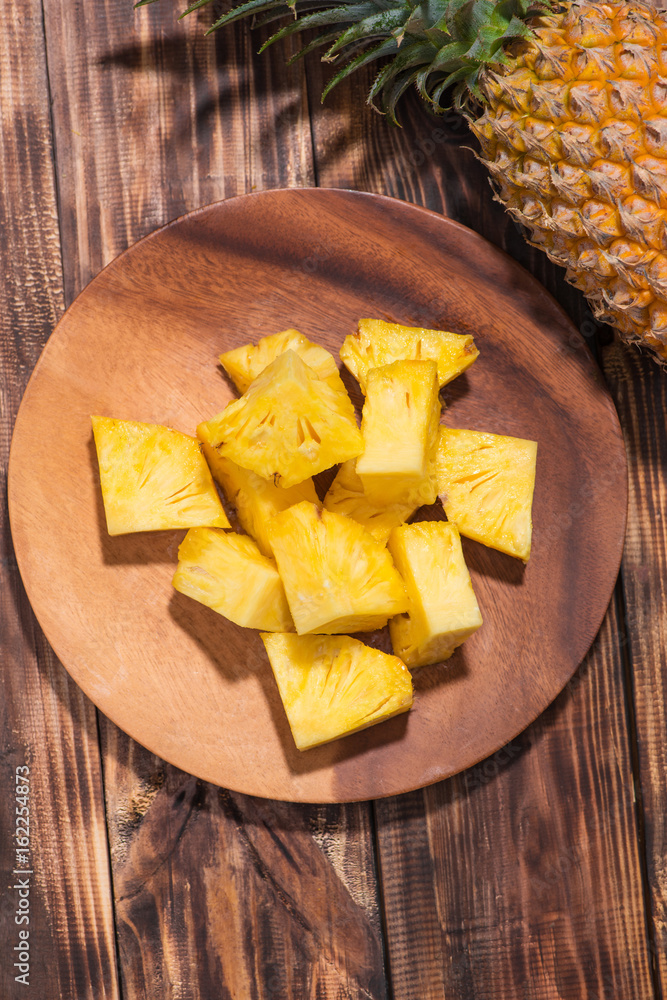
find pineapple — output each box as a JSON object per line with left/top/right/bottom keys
{"left": 436, "top": 426, "right": 537, "bottom": 561}
{"left": 220, "top": 328, "right": 347, "bottom": 394}
{"left": 324, "top": 459, "right": 417, "bottom": 544}
{"left": 158, "top": 0, "right": 667, "bottom": 362}
{"left": 91, "top": 416, "right": 229, "bottom": 535}
{"left": 198, "top": 422, "right": 318, "bottom": 557}
{"left": 199, "top": 350, "right": 363, "bottom": 488}
{"left": 356, "top": 360, "right": 440, "bottom": 507}
{"left": 261, "top": 632, "right": 413, "bottom": 749}
{"left": 340, "top": 319, "right": 478, "bottom": 392}
{"left": 388, "top": 522, "right": 482, "bottom": 669}
{"left": 173, "top": 527, "right": 293, "bottom": 631}
{"left": 267, "top": 501, "right": 408, "bottom": 634}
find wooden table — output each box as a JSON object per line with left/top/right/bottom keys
{"left": 1, "top": 2, "right": 665, "bottom": 997}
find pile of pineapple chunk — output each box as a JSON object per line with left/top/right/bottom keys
{"left": 92, "top": 321, "right": 537, "bottom": 751}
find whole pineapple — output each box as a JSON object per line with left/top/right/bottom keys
{"left": 140, "top": 0, "right": 667, "bottom": 362}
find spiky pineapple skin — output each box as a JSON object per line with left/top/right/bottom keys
{"left": 472, "top": 0, "right": 667, "bottom": 360}
{"left": 145, "top": 0, "right": 667, "bottom": 362}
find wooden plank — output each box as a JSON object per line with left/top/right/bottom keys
{"left": 42, "top": 1, "right": 387, "bottom": 995}
{"left": 44, "top": 0, "right": 314, "bottom": 302}
{"left": 0, "top": 2, "right": 120, "bottom": 999}
{"left": 603, "top": 341, "right": 667, "bottom": 993}
{"left": 103, "top": 731, "right": 386, "bottom": 999}
{"left": 305, "top": 65, "right": 656, "bottom": 997}
{"left": 375, "top": 603, "right": 653, "bottom": 999}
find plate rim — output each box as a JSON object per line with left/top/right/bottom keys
{"left": 7, "top": 186, "right": 628, "bottom": 803}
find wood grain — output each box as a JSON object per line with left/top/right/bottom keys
{"left": 39, "top": 3, "right": 386, "bottom": 996}
{"left": 8, "top": 188, "right": 627, "bottom": 801}
{"left": 2, "top": 0, "right": 662, "bottom": 997}
{"left": 0, "top": 1, "right": 119, "bottom": 997}
{"left": 603, "top": 339, "right": 667, "bottom": 994}
{"left": 375, "top": 602, "right": 654, "bottom": 999}
{"left": 102, "top": 729, "right": 387, "bottom": 999}
{"left": 42, "top": 0, "right": 314, "bottom": 302}
{"left": 304, "top": 58, "right": 658, "bottom": 1000}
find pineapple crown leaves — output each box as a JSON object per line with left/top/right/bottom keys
{"left": 136, "top": 0, "right": 556, "bottom": 120}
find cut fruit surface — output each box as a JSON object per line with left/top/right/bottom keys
{"left": 388, "top": 522, "right": 482, "bottom": 669}
{"left": 173, "top": 527, "right": 293, "bottom": 632}
{"left": 201, "top": 350, "right": 363, "bottom": 488}
{"left": 340, "top": 318, "right": 478, "bottom": 392}
{"left": 268, "top": 501, "right": 408, "bottom": 634}
{"left": 91, "top": 416, "right": 229, "bottom": 535}
{"left": 261, "top": 632, "right": 413, "bottom": 750}
{"left": 356, "top": 360, "right": 440, "bottom": 507}
{"left": 198, "top": 424, "right": 318, "bottom": 557}
{"left": 220, "top": 328, "right": 346, "bottom": 394}
{"left": 323, "top": 460, "right": 417, "bottom": 545}
{"left": 436, "top": 426, "right": 537, "bottom": 562}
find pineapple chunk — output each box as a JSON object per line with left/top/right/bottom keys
{"left": 91, "top": 416, "right": 229, "bottom": 535}
{"left": 261, "top": 633, "right": 413, "bottom": 750}
{"left": 324, "top": 460, "right": 417, "bottom": 545}
{"left": 220, "top": 328, "right": 346, "bottom": 394}
{"left": 267, "top": 501, "right": 408, "bottom": 634}
{"left": 388, "top": 522, "right": 482, "bottom": 669}
{"left": 173, "top": 527, "right": 293, "bottom": 632}
{"left": 436, "top": 426, "right": 537, "bottom": 562}
{"left": 198, "top": 423, "right": 318, "bottom": 557}
{"left": 202, "top": 350, "right": 363, "bottom": 488}
{"left": 340, "top": 318, "right": 478, "bottom": 392}
{"left": 356, "top": 360, "right": 440, "bottom": 507}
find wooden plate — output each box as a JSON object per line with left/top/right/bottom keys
{"left": 8, "top": 189, "right": 627, "bottom": 802}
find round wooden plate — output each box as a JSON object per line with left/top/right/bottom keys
{"left": 8, "top": 188, "right": 627, "bottom": 803}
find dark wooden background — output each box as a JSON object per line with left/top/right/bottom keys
{"left": 1, "top": 1, "right": 666, "bottom": 997}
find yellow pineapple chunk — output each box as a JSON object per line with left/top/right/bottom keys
{"left": 323, "top": 460, "right": 417, "bottom": 545}
{"left": 261, "top": 633, "right": 413, "bottom": 750}
{"left": 202, "top": 350, "right": 363, "bottom": 488}
{"left": 91, "top": 416, "right": 229, "bottom": 535}
{"left": 388, "top": 522, "right": 482, "bottom": 669}
{"left": 198, "top": 423, "right": 318, "bottom": 557}
{"left": 436, "top": 426, "right": 537, "bottom": 561}
{"left": 267, "top": 501, "right": 408, "bottom": 634}
{"left": 220, "top": 328, "right": 346, "bottom": 394}
{"left": 173, "top": 527, "right": 293, "bottom": 631}
{"left": 356, "top": 360, "right": 440, "bottom": 507}
{"left": 340, "top": 318, "right": 478, "bottom": 392}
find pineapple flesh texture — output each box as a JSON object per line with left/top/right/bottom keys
{"left": 267, "top": 501, "right": 408, "bottom": 634}
{"left": 436, "top": 426, "right": 537, "bottom": 562}
{"left": 91, "top": 416, "right": 229, "bottom": 535}
{"left": 220, "top": 328, "right": 347, "bottom": 394}
{"left": 197, "top": 422, "right": 318, "bottom": 557}
{"left": 201, "top": 350, "right": 363, "bottom": 488}
{"left": 388, "top": 522, "right": 482, "bottom": 669}
{"left": 324, "top": 460, "right": 417, "bottom": 545}
{"left": 340, "top": 319, "right": 478, "bottom": 392}
{"left": 356, "top": 360, "right": 440, "bottom": 507}
{"left": 261, "top": 632, "right": 413, "bottom": 750}
{"left": 173, "top": 527, "right": 293, "bottom": 632}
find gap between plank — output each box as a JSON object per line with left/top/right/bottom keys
{"left": 38, "top": 0, "right": 67, "bottom": 308}
{"left": 371, "top": 800, "right": 398, "bottom": 1000}
{"left": 95, "top": 709, "right": 127, "bottom": 1000}
{"left": 38, "top": 3, "right": 126, "bottom": 996}
{"left": 615, "top": 576, "right": 664, "bottom": 1000}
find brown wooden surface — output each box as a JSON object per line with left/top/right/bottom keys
{"left": 0, "top": 1, "right": 664, "bottom": 998}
